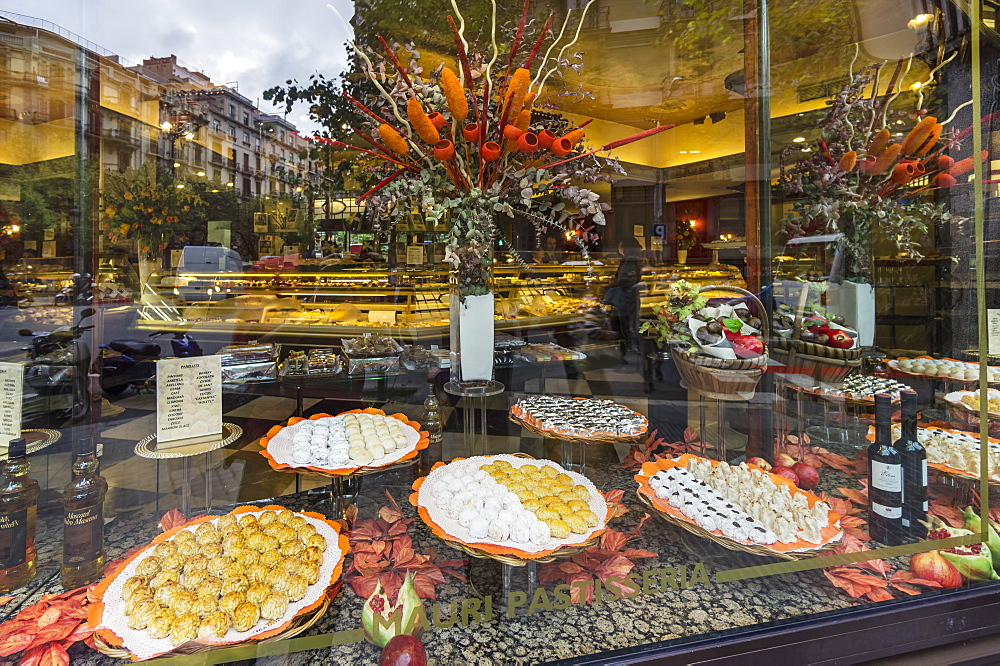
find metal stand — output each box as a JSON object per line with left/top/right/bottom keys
{"left": 444, "top": 380, "right": 505, "bottom": 457}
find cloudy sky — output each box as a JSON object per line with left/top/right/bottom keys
{"left": 0, "top": 0, "right": 355, "bottom": 133}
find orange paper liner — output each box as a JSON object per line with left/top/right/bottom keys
{"left": 864, "top": 424, "right": 1000, "bottom": 482}
{"left": 634, "top": 454, "right": 842, "bottom": 554}
{"left": 259, "top": 408, "right": 429, "bottom": 476}
{"left": 89, "top": 504, "right": 349, "bottom": 662}
{"left": 509, "top": 399, "right": 648, "bottom": 439}
{"left": 409, "top": 458, "right": 614, "bottom": 560}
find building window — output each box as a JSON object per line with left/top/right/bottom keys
{"left": 243, "top": 112, "right": 250, "bottom": 125}
{"left": 243, "top": 132, "right": 250, "bottom": 145}
{"left": 244, "top": 153, "right": 250, "bottom": 170}
{"left": 212, "top": 120, "right": 221, "bottom": 132}
{"left": 243, "top": 177, "right": 251, "bottom": 193}
{"left": 229, "top": 104, "right": 235, "bottom": 119}
{"left": 229, "top": 126, "right": 236, "bottom": 138}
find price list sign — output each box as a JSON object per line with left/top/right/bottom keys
{"left": 0, "top": 363, "right": 22, "bottom": 447}
{"left": 156, "top": 355, "right": 222, "bottom": 448}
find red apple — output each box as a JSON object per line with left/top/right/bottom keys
{"left": 731, "top": 334, "right": 764, "bottom": 359}
{"left": 770, "top": 466, "right": 800, "bottom": 486}
{"left": 792, "top": 462, "right": 820, "bottom": 490}
{"left": 379, "top": 635, "right": 428, "bottom": 666}
{"left": 774, "top": 453, "right": 796, "bottom": 468}
{"left": 828, "top": 331, "right": 853, "bottom": 349}
{"left": 911, "top": 550, "right": 962, "bottom": 589}
{"left": 747, "top": 456, "right": 772, "bottom": 471}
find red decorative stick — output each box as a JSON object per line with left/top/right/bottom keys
{"left": 357, "top": 168, "right": 406, "bottom": 202}
{"left": 377, "top": 36, "right": 413, "bottom": 90}
{"left": 447, "top": 16, "right": 474, "bottom": 87}
{"left": 344, "top": 93, "right": 392, "bottom": 126}
{"left": 523, "top": 11, "right": 555, "bottom": 69}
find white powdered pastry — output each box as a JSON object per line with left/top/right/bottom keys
{"left": 276, "top": 413, "right": 417, "bottom": 470}
{"left": 895, "top": 357, "right": 1000, "bottom": 382}
{"left": 899, "top": 426, "right": 1000, "bottom": 481}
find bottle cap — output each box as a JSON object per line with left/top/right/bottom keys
{"left": 901, "top": 389, "right": 917, "bottom": 410}
{"left": 73, "top": 438, "right": 95, "bottom": 457}
{"left": 7, "top": 438, "right": 26, "bottom": 459}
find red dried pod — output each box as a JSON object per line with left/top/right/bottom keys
{"left": 936, "top": 155, "right": 955, "bottom": 171}
{"left": 503, "top": 124, "right": 524, "bottom": 141}
{"left": 427, "top": 112, "right": 446, "bottom": 130}
{"left": 537, "top": 129, "right": 556, "bottom": 150}
{"left": 857, "top": 156, "right": 877, "bottom": 172}
{"left": 912, "top": 160, "right": 926, "bottom": 176}
{"left": 550, "top": 137, "right": 573, "bottom": 157}
{"left": 890, "top": 162, "right": 916, "bottom": 184}
{"left": 516, "top": 132, "right": 540, "bottom": 153}
{"left": 481, "top": 141, "right": 502, "bottom": 161}
{"left": 933, "top": 173, "right": 957, "bottom": 188}
{"left": 462, "top": 123, "right": 481, "bottom": 142}
{"left": 433, "top": 139, "right": 455, "bottom": 161}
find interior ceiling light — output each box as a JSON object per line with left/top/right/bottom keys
{"left": 792, "top": 137, "right": 806, "bottom": 143}
{"left": 909, "top": 82, "right": 923, "bottom": 92}
{"left": 908, "top": 13, "right": 934, "bottom": 29}
{"left": 689, "top": 150, "right": 701, "bottom": 154}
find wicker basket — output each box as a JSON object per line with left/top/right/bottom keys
{"left": 771, "top": 338, "right": 862, "bottom": 383}
{"left": 670, "top": 285, "right": 768, "bottom": 401}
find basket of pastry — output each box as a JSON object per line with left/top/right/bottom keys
{"left": 260, "top": 408, "right": 429, "bottom": 476}
{"left": 865, "top": 424, "right": 1000, "bottom": 484}
{"left": 90, "top": 505, "right": 349, "bottom": 661}
{"left": 943, "top": 389, "right": 1000, "bottom": 437}
{"left": 508, "top": 395, "right": 648, "bottom": 444}
{"left": 641, "top": 281, "right": 768, "bottom": 401}
{"left": 770, "top": 294, "right": 862, "bottom": 383}
{"left": 635, "top": 454, "right": 842, "bottom": 560}
{"left": 411, "top": 454, "right": 615, "bottom": 566}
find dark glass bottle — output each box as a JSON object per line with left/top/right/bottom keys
{"left": 868, "top": 393, "right": 905, "bottom": 546}
{"left": 897, "top": 390, "right": 928, "bottom": 538}
{"left": 0, "top": 438, "right": 38, "bottom": 592}
{"left": 60, "top": 438, "right": 108, "bottom": 588}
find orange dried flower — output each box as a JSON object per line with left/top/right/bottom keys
{"left": 378, "top": 124, "right": 410, "bottom": 155}
{"left": 901, "top": 116, "right": 937, "bottom": 156}
{"left": 522, "top": 92, "right": 536, "bottom": 109}
{"left": 933, "top": 173, "right": 957, "bottom": 188}
{"left": 838, "top": 150, "right": 857, "bottom": 172}
{"left": 514, "top": 109, "right": 532, "bottom": 132}
{"left": 868, "top": 128, "right": 890, "bottom": 156}
{"left": 561, "top": 128, "right": 586, "bottom": 147}
{"left": 407, "top": 98, "right": 440, "bottom": 144}
{"left": 441, "top": 67, "right": 469, "bottom": 121}
{"left": 913, "top": 123, "right": 942, "bottom": 157}
{"left": 504, "top": 68, "right": 531, "bottom": 116}
{"left": 949, "top": 151, "right": 989, "bottom": 176}
{"left": 867, "top": 144, "right": 901, "bottom": 175}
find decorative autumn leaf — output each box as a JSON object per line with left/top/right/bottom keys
{"left": 864, "top": 587, "right": 895, "bottom": 602}
{"left": 602, "top": 489, "right": 628, "bottom": 517}
{"left": 836, "top": 487, "right": 869, "bottom": 507}
{"left": 683, "top": 427, "right": 699, "bottom": 443}
{"left": 929, "top": 501, "right": 965, "bottom": 528}
{"left": 0, "top": 630, "right": 35, "bottom": 657}
{"left": 411, "top": 572, "right": 440, "bottom": 600}
{"left": 26, "top": 620, "right": 78, "bottom": 651}
{"left": 620, "top": 548, "right": 659, "bottom": 559}
{"left": 158, "top": 508, "right": 188, "bottom": 532}
{"left": 35, "top": 608, "right": 62, "bottom": 629}
{"left": 0, "top": 597, "right": 13, "bottom": 607}
{"left": 600, "top": 530, "right": 627, "bottom": 553}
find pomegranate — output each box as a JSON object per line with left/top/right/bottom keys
{"left": 747, "top": 457, "right": 772, "bottom": 471}
{"left": 792, "top": 462, "right": 820, "bottom": 490}
{"left": 928, "top": 528, "right": 1000, "bottom": 582}
{"left": 774, "top": 453, "right": 797, "bottom": 468}
{"left": 770, "top": 465, "right": 800, "bottom": 486}
{"left": 910, "top": 550, "right": 962, "bottom": 589}
{"left": 379, "top": 635, "right": 428, "bottom": 666}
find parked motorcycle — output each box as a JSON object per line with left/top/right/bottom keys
{"left": 98, "top": 331, "right": 203, "bottom": 395}
{"left": 54, "top": 273, "right": 95, "bottom": 307}
{"left": 19, "top": 315, "right": 93, "bottom": 427}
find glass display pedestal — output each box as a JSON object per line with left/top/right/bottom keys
{"left": 444, "top": 380, "right": 505, "bottom": 457}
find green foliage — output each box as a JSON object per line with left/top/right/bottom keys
{"left": 639, "top": 280, "right": 707, "bottom": 350}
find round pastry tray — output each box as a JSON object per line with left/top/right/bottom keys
{"left": 634, "top": 456, "right": 842, "bottom": 561}
{"left": 799, "top": 385, "right": 901, "bottom": 407}
{"left": 90, "top": 505, "right": 349, "bottom": 661}
{"left": 508, "top": 411, "right": 646, "bottom": 444}
{"left": 0, "top": 429, "right": 61, "bottom": 460}
{"left": 260, "top": 409, "right": 429, "bottom": 477}
{"left": 93, "top": 581, "right": 340, "bottom": 660}
{"left": 412, "top": 453, "right": 616, "bottom": 566}
{"left": 864, "top": 424, "right": 1000, "bottom": 486}
{"left": 888, "top": 357, "right": 1000, "bottom": 384}
{"left": 943, "top": 389, "right": 1000, "bottom": 419}
{"left": 135, "top": 424, "right": 243, "bottom": 459}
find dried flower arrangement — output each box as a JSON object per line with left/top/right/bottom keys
{"left": 777, "top": 60, "right": 982, "bottom": 282}
{"left": 325, "top": 0, "right": 674, "bottom": 296}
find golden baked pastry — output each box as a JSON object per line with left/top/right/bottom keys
{"left": 183, "top": 555, "right": 209, "bottom": 575}
{"left": 231, "top": 602, "right": 260, "bottom": 632}
{"left": 218, "top": 590, "right": 246, "bottom": 616}
{"left": 288, "top": 516, "right": 308, "bottom": 531}
{"left": 237, "top": 515, "right": 259, "bottom": 530}
{"left": 300, "top": 562, "right": 321, "bottom": 586}
{"left": 215, "top": 513, "right": 238, "bottom": 532}
{"left": 271, "top": 525, "right": 296, "bottom": 543}
{"left": 260, "top": 591, "right": 289, "bottom": 621}
{"left": 571, "top": 485, "right": 590, "bottom": 500}
{"left": 577, "top": 508, "right": 599, "bottom": 528}
{"left": 206, "top": 555, "right": 231, "bottom": 576}
{"left": 275, "top": 509, "right": 295, "bottom": 525}
{"left": 125, "top": 590, "right": 155, "bottom": 616}
{"left": 172, "top": 529, "right": 196, "bottom": 545}
{"left": 160, "top": 553, "right": 187, "bottom": 572}
{"left": 194, "top": 523, "right": 221, "bottom": 544}
{"left": 256, "top": 511, "right": 278, "bottom": 528}
{"left": 147, "top": 610, "right": 174, "bottom": 640}
{"left": 539, "top": 466, "right": 558, "bottom": 479}
{"left": 276, "top": 556, "right": 302, "bottom": 576}
{"left": 298, "top": 525, "right": 319, "bottom": 542}
{"left": 246, "top": 563, "right": 271, "bottom": 584}
{"left": 246, "top": 582, "right": 271, "bottom": 606}
{"left": 150, "top": 569, "right": 180, "bottom": 590}
{"left": 135, "top": 556, "right": 161, "bottom": 578}
{"left": 198, "top": 576, "right": 223, "bottom": 599}
{"left": 545, "top": 518, "right": 570, "bottom": 539}
{"left": 567, "top": 499, "right": 589, "bottom": 513}
{"left": 152, "top": 542, "right": 177, "bottom": 559}
{"left": 201, "top": 543, "right": 224, "bottom": 560}
{"left": 564, "top": 514, "right": 589, "bottom": 534}
{"left": 233, "top": 547, "right": 261, "bottom": 568}
{"left": 154, "top": 580, "right": 184, "bottom": 607}
{"left": 169, "top": 612, "right": 200, "bottom": 646}
{"left": 259, "top": 551, "right": 282, "bottom": 569}
{"left": 198, "top": 611, "right": 231, "bottom": 639}
{"left": 175, "top": 539, "right": 201, "bottom": 558}
{"left": 535, "top": 507, "right": 559, "bottom": 523}
{"left": 193, "top": 593, "right": 217, "bottom": 618}
{"left": 300, "top": 546, "right": 322, "bottom": 563}
{"left": 221, "top": 534, "right": 245, "bottom": 554}
{"left": 279, "top": 540, "right": 304, "bottom": 557}
{"left": 122, "top": 575, "right": 150, "bottom": 600}
{"left": 183, "top": 568, "right": 210, "bottom": 591}
{"left": 557, "top": 490, "right": 577, "bottom": 504}
{"left": 219, "top": 575, "right": 250, "bottom": 596}
{"left": 244, "top": 531, "right": 269, "bottom": 552}
{"left": 221, "top": 562, "right": 244, "bottom": 580}
{"left": 126, "top": 600, "right": 159, "bottom": 630}
{"left": 285, "top": 575, "right": 308, "bottom": 602}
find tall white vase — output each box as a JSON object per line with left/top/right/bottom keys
{"left": 826, "top": 280, "right": 876, "bottom": 347}
{"left": 450, "top": 291, "right": 495, "bottom": 383}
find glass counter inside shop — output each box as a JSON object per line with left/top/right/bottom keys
{"left": 3, "top": 0, "right": 1000, "bottom": 664}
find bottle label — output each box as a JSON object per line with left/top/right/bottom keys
{"left": 0, "top": 509, "right": 28, "bottom": 570}
{"left": 872, "top": 502, "right": 902, "bottom": 519}
{"left": 63, "top": 504, "right": 103, "bottom": 565}
{"left": 871, "top": 461, "right": 902, "bottom": 492}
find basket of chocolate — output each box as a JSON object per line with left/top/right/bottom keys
{"left": 342, "top": 335, "right": 403, "bottom": 375}
{"left": 771, "top": 285, "right": 862, "bottom": 383}
{"left": 641, "top": 281, "right": 767, "bottom": 401}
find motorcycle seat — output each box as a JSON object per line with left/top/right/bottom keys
{"left": 108, "top": 340, "right": 160, "bottom": 357}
